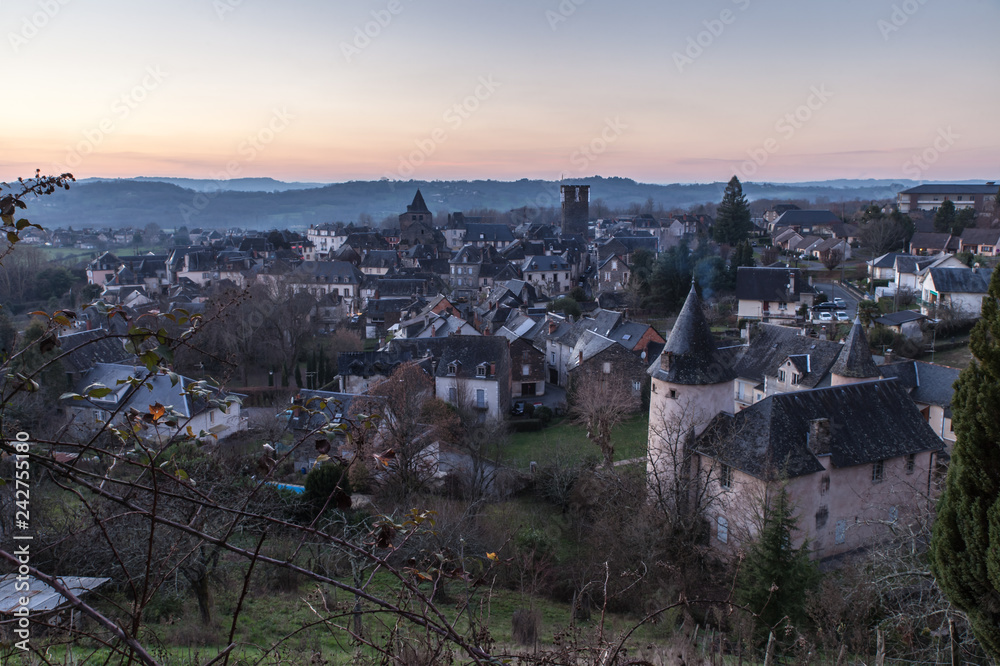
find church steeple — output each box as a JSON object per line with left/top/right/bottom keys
{"left": 407, "top": 189, "right": 430, "bottom": 213}
{"left": 651, "top": 278, "right": 735, "bottom": 385}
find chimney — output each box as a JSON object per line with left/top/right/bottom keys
{"left": 884, "top": 348, "right": 895, "bottom": 364}
{"left": 578, "top": 351, "right": 583, "bottom": 365}
{"left": 807, "top": 418, "right": 831, "bottom": 455}
{"left": 660, "top": 350, "right": 673, "bottom": 371}
{"left": 548, "top": 320, "right": 558, "bottom": 334}
{"left": 788, "top": 270, "right": 796, "bottom": 294}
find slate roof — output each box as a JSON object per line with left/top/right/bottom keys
{"left": 909, "top": 232, "right": 952, "bottom": 251}
{"left": 960, "top": 228, "right": 1000, "bottom": 246}
{"left": 58, "top": 328, "right": 135, "bottom": 374}
{"left": 608, "top": 321, "right": 652, "bottom": 350}
{"left": 875, "top": 310, "right": 926, "bottom": 326}
{"left": 870, "top": 250, "right": 916, "bottom": 268}
{"left": 407, "top": 189, "right": 430, "bottom": 213}
{"left": 900, "top": 184, "right": 998, "bottom": 195}
{"left": 337, "top": 351, "right": 404, "bottom": 379}
{"left": 566, "top": 330, "right": 618, "bottom": 370}
{"left": 286, "top": 390, "right": 356, "bottom": 431}
{"left": 771, "top": 210, "right": 840, "bottom": 227}
{"left": 360, "top": 250, "right": 399, "bottom": 269}
{"left": 880, "top": 360, "right": 961, "bottom": 411}
{"left": 522, "top": 255, "right": 571, "bottom": 272}
{"left": 386, "top": 336, "right": 510, "bottom": 380}
{"left": 73, "top": 363, "right": 238, "bottom": 420}
{"left": 650, "top": 281, "right": 736, "bottom": 385}
{"left": 733, "top": 324, "right": 842, "bottom": 388}
{"left": 464, "top": 223, "right": 515, "bottom": 244}
{"left": 736, "top": 267, "right": 813, "bottom": 302}
{"left": 927, "top": 266, "right": 993, "bottom": 294}
{"left": 697, "top": 379, "right": 943, "bottom": 480}
{"left": 831, "top": 319, "right": 880, "bottom": 379}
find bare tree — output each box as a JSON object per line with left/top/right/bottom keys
{"left": 859, "top": 216, "right": 907, "bottom": 256}
{"left": 569, "top": 368, "right": 640, "bottom": 468}
{"left": 821, "top": 247, "right": 844, "bottom": 272}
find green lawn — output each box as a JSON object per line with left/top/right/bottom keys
{"left": 924, "top": 340, "right": 973, "bottom": 369}
{"left": 503, "top": 413, "right": 648, "bottom": 469}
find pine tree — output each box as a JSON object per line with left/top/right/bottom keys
{"left": 930, "top": 268, "right": 1000, "bottom": 659}
{"left": 933, "top": 199, "right": 957, "bottom": 233}
{"left": 713, "top": 175, "right": 753, "bottom": 246}
{"left": 736, "top": 487, "right": 819, "bottom": 644}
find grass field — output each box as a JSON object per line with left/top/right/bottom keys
{"left": 8, "top": 562, "right": 673, "bottom": 665}
{"left": 504, "top": 413, "right": 648, "bottom": 469}
{"left": 924, "top": 341, "right": 973, "bottom": 369}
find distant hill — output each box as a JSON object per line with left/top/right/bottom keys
{"left": 78, "top": 176, "right": 329, "bottom": 192}
{"left": 26, "top": 176, "right": 937, "bottom": 230}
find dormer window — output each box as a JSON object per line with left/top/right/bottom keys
{"left": 447, "top": 362, "right": 459, "bottom": 376}
{"left": 476, "top": 363, "right": 488, "bottom": 378}
{"left": 778, "top": 370, "right": 786, "bottom": 382}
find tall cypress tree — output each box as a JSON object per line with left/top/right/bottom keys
{"left": 713, "top": 175, "right": 753, "bottom": 245}
{"left": 736, "top": 487, "right": 819, "bottom": 644}
{"left": 930, "top": 268, "right": 1000, "bottom": 659}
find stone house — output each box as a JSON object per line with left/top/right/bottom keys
{"left": 647, "top": 281, "right": 943, "bottom": 560}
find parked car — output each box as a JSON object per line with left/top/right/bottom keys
{"left": 818, "top": 311, "right": 834, "bottom": 322}
{"left": 510, "top": 401, "right": 526, "bottom": 417}
{"left": 833, "top": 297, "right": 846, "bottom": 308}
{"left": 813, "top": 301, "right": 838, "bottom": 311}
{"left": 835, "top": 311, "right": 849, "bottom": 321}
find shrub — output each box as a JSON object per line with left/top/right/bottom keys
{"left": 301, "top": 462, "right": 352, "bottom": 520}
{"left": 534, "top": 406, "right": 553, "bottom": 425}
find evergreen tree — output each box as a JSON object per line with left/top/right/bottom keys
{"left": 727, "top": 240, "right": 755, "bottom": 288}
{"left": 736, "top": 487, "right": 819, "bottom": 644}
{"left": 650, "top": 240, "right": 693, "bottom": 313}
{"left": 930, "top": 267, "right": 1000, "bottom": 659}
{"left": 933, "top": 199, "right": 957, "bottom": 233}
{"left": 713, "top": 176, "right": 753, "bottom": 245}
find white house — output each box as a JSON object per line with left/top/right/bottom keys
{"left": 66, "top": 363, "right": 246, "bottom": 443}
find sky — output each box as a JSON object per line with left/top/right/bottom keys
{"left": 2, "top": 0, "right": 998, "bottom": 185}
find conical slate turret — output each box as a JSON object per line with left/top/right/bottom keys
{"left": 831, "top": 317, "right": 880, "bottom": 380}
{"left": 650, "top": 279, "right": 735, "bottom": 385}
